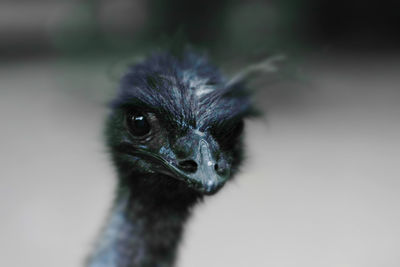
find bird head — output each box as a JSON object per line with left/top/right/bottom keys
{"left": 106, "top": 51, "right": 257, "bottom": 195}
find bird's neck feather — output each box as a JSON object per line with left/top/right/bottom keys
{"left": 88, "top": 173, "right": 201, "bottom": 267}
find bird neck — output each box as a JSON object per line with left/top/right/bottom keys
{"left": 88, "top": 174, "right": 201, "bottom": 267}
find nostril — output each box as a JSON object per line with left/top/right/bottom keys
{"left": 178, "top": 160, "right": 198, "bottom": 173}
{"left": 214, "top": 161, "right": 228, "bottom": 176}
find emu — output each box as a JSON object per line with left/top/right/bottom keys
{"left": 87, "top": 49, "right": 258, "bottom": 267}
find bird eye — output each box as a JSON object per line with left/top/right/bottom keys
{"left": 210, "top": 120, "right": 244, "bottom": 149}
{"left": 231, "top": 120, "right": 244, "bottom": 139}
{"left": 126, "top": 111, "right": 151, "bottom": 137}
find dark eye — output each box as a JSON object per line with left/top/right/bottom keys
{"left": 211, "top": 120, "right": 244, "bottom": 149}
{"left": 230, "top": 120, "right": 244, "bottom": 139}
{"left": 126, "top": 111, "right": 151, "bottom": 137}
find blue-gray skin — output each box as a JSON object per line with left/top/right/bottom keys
{"left": 87, "top": 50, "right": 258, "bottom": 267}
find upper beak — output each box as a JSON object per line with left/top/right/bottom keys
{"left": 120, "top": 133, "right": 229, "bottom": 195}
{"left": 173, "top": 138, "right": 229, "bottom": 194}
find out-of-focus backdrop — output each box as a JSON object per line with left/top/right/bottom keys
{"left": 1, "top": 1, "right": 400, "bottom": 266}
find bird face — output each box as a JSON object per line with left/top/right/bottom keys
{"left": 107, "top": 51, "right": 256, "bottom": 195}
{"left": 108, "top": 107, "right": 244, "bottom": 195}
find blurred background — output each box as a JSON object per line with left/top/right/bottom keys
{"left": 1, "top": 0, "right": 400, "bottom": 266}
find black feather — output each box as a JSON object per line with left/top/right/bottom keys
{"left": 111, "top": 49, "right": 257, "bottom": 131}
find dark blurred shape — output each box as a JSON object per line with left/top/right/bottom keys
{"left": 292, "top": 0, "right": 400, "bottom": 49}
{"left": 0, "top": 0, "right": 148, "bottom": 58}
{"left": 146, "top": 0, "right": 231, "bottom": 48}
{"left": 0, "top": 2, "right": 65, "bottom": 58}
{"left": 51, "top": 0, "right": 148, "bottom": 55}
{"left": 1, "top": 0, "right": 400, "bottom": 59}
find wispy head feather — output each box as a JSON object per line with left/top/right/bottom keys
{"left": 111, "top": 50, "right": 258, "bottom": 131}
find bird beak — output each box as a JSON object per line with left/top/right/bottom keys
{"left": 157, "top": 134, "right": 229, "bottom": 195}
{"left": 173, "top": 138, "right": 229, "bottom": 195}
{"left": 121, "top": 135, "right": 229, "bottom": 195}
